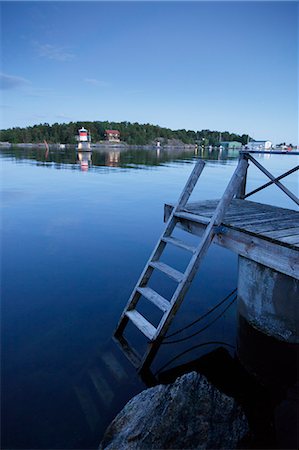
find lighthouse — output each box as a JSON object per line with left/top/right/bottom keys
{"left": 77, "top": 127, "right": 91, "bottom": 151}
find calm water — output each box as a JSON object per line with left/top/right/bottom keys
{"left": 1, "top": 146, "right": 298, "bottom": 449}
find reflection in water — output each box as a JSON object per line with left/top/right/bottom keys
{"left": 105, "top": 151, "right": 120, "bottom": 167}
{"left": 0, "top": 145, "right": 238, "bottom": 172}
{"left": 3, "top": 147, "right": 297, "bottom": 449}
{"left": 77, "top": 151, "right": 92, "bottom": 171}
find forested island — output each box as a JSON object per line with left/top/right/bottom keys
{"left": 0, "top": 121, "right": 249, "bottom": 146}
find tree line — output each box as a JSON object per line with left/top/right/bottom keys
{"left": 0, "top": 121, "right": 249, "bottom": 146}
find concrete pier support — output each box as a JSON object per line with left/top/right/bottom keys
{"left": 236, "top": 256, "right": 298, "bottom": 386}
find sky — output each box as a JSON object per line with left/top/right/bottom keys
{"left": 0, "top": 1, "right": 298, "bottom": 144}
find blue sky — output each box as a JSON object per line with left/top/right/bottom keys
{"left": 1, "top": 1, "right": 298, "bottom": 144}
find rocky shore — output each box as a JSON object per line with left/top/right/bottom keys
{"left": 100, "top": 371, "right": 249, "bottom": 449}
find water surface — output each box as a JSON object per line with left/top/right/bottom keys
{"left": 1, "top": 146, "right": 298, "bottom": 449}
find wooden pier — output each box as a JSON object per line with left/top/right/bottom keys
{"left": 114, "top": 151, "right": 299, "bottom": 372}
{"left": 164, "top": 198, "right": 299, "bottom": 280}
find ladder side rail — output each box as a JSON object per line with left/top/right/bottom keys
{"left": 176, "top": 159, "right": 206, "bottom": 210}
{"left": 157, "top": 158, "right": 206, "bottom": 240}
{"left": 247, "top": 154, "right": 299, "bottom": 207}
{"left": 139, "top": 158, "right": 249, "bottom": 370}
{"left": 244, "top": 165, "right": 299, "bottom": 200}
{"left": 114, "top": 159, "right": 205, "bottom": 337}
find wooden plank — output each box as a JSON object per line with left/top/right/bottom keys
{"left": 279, "top": 235, "right": 299, "bottom": 245}
{"left": 229, "top": 212, "right": 297, "bottom": 227}
{"left": 241, "top": 217, "right": 299, "bottom": 233}
{"left": 236, "top": 154, "right": 248, "bottom": 198}
{"left": 223, "top": 206, "right": 273, "bottom": 217}
{"left": 224, "top": 212, "right": 275, "bottom": 224}
{"left": 170, "top": 215, "right": 299, "bottom": 279}
{"left": 165, "top": 202, "right": 299, "bottom": 240}
{"left": 174, "top": 211, "right": 210, "bottom": 225}
{"left": 232, "top": 198, "right": 298, "bottom": 213}
{"left": 126, "top": 310, "right": 156, "bottom": 340}
{"left": 162, "top": 236, "right": 197, "bottom": 253}
{"left": 137, "top": 287, "right": 170, "bottom": 313}
{"left": 226, "top": 212, "right": 285, "bottom": 225}
{"left": 150, "top": 261, "right": 184, "bottom": 283}
{"left": 176, "top": 159, "right": 206, "bottom": 209}
{"left": 185, "top": 199, "right": 218, "bottom": 210}
{"left": 224, "top": 208, "right": 270, "bottom": 220}
{"left": 185, "top": 198, "right": 298, "bottom": 222}
{"left": 263, "top": 227, "right": 299, "bottom": 239}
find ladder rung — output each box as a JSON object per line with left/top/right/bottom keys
{"left": 126, "top": 310, "right": 157, "bottom": 340}
{"left": 150, "top": 261, "right": 184, "bottom": 283}
{"left": 162, "top": 236, "right": 197, "bottom": 253}
{"left": 175, "top": 211, "right": 210, "bottom": 225}
{"left": 137, "top": 287, "right": 170, "bottom": 313}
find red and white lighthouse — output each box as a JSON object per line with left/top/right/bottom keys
{"left": 78, "top": 127, "right": 89, "bottom": 142}
{"left": 77, "top": 127, "right": 91, "bottom": 151}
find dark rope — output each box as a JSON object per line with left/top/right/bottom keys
{"left": 155, "top": 341, "right": 235, "bottom": 376}
{"left": 161, "top": 296, "right": 237, "bottom": 345}
{"left": 164, "top": 288, "right": 237, "bottom": 340}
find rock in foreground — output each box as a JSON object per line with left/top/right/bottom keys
{"left": 100, "top": 371, "right": 248, "bottom": 449}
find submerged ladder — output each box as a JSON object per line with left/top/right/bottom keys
{"left": 114, "top": 156, "right": 249, "bottom": 372}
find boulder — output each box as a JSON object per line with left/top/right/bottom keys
{"left": 100, "top": 371, "right": 248, "bottom": 449}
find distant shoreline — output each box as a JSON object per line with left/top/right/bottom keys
{"left": 0, "top": 141, "right": 199, "bottom": 151}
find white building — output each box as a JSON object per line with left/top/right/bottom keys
{"left": 246, "top": 140, "right": 272, "bottom": 151}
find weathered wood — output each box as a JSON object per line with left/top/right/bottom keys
{"left": 166, "top": 199, "right": 299, "bottom": 245}
{"left": 176, "top": 214, "right": 299, "bottom": 279}
{"left": 224, "top": 211, "right": 278, "bottom": 222}
{"left": 228, "top": 212, "right": 290, "bottom": 225}
{"left": 175, "top": 211, "right": 211, "bottom": 225}
{"left": 137, "top": 287, "right": 170, "bottom": 313}
{"left": 230, "top": 213, "right": 297, "bottom": 227}
{"left": 115, "top": 155, "right": 298, "bottom": 373}
{"left": 114, "top": 159, "right": 206, "bottom": 341}
{"left": 140, "top": 158, "right": 249, "bottom": 370}
{"left": 150, "top": 261, "right": 184, "bottom": 283}
{"left": 241, "top": 218, "right": 299, "bottom": 233}
{"left": 162, "top": 236, "right": 197, "bottom": 253}
{"left": 176, "top": 159, "right": 206, "bottom": 209}
{"left": 114, "top": 158, "right": 207, "bottom": 368}
{"left": 263, "top": 227, "right": 299, "bottom": 238}
{"left": 235, "top": 153, "right": 249, "bottom": 199}
{"left": 126, "top": 310, "right": 156, "bottom": 340}
{"left": 164, "top": 201, "right": 299, "bottom": 279}
{"left": 279, "top": 235, "right": 299, "bottom": 245}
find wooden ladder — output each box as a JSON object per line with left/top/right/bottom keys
{"left": 114, "top": 156, "right": 249, "bottom": 372}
